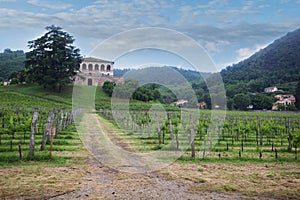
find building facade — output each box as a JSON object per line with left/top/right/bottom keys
{"left": 76, "top": 57, "right": 115, "bottom": 86}
{"left": 264, "top": 86, "right": 278, "bottom": 93}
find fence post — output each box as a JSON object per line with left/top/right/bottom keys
{"left": 29, "top": 108, "right": 39, "bottom": 157}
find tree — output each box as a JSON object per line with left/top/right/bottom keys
{"left": 250, "top": 93, "right": 273, "bottom": 110}
{"left": 233, "top": 93, "right": 251, "bottom": 111}
{"left": 227, "top": 98, "right": 234, "bottom": 110}
{"left": 102, "top": 81, "right": 116, "bottom": 97}
{"left": 25, "top": 25, "right": 82, "bottom": 92}
{"left": 295, "top": 81, "right": 300, "bottom": 110}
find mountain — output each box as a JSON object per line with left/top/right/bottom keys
{"left": 0, "top": 49, "right": 25, "bottom": 81}
{"left": 220, "top": 28, "right": 300, "bottom": 95}
{"left": 114, "top": 66, "right": 211, "bottom": 82}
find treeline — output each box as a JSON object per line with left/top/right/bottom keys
{"left": 0, "top": 49, "right": 25, "bottom": 82}
{"left": 103, "top": 79, "right": 162, "bottom": 102}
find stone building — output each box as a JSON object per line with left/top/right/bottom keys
{"left": 76, "top": 57, "right": 118, "bottom": 86}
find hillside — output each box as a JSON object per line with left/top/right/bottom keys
{"left": 220, "top": 28, "right": 300, "bottom": 94}
{"left": 0, "top": 49, "right": 25, "bottom": 81}
{"left": 114, "top": 66, "right": 211, "bottom": 82}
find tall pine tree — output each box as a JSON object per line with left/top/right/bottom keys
{"left": 25, "top": 25, "right": 82, "bottom": 92}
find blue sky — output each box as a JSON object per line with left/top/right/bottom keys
{"left": 0, "top": 0, "right": 300, "bottom": 71}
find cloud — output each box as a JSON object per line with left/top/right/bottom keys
{"left": 236, "top": 43, "right": 268, "bottom": 61}
{"left": 0, "top": 0, "right": 299, "bottom": 71}
{"left": 26, "top": 0, "right": 73, "bottom": 10}
{"left": 205, "top": 42, "right": 219, "bottom": 53}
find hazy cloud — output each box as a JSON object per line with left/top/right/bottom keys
{"left": 236, "top": 43, "right": 268, "bottom": 61}
{"left": 26, "top": 0, "right": 73, "bottom": 10}
{"left": 0, "top": 0, "right": 299, "bottom": 70}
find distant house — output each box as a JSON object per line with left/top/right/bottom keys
{"left": 197, "top": 101, "right": 207, "bottom": 109}
{"left": 247, "top": 105, "right": 253, "bottom": 109}
{"left": 272, "top": 94, "right": 296, "bottom": 110}
{"left": 264, "top": 86, "right": 278, "bottom": 93}
{"left": 173, "top": 99, "right": 188, "bottom": 107}
{"left": 3, "top": 80, "right": 10, "bottom": 86}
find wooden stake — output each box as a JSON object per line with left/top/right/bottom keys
{"left": 190, "top": 114, "right": 195, "bottom": 158}
{"left": 49, "top": 127, "right": 55, "bottom": 159}
{"left": 18, "top": 143, "right": 22, "bottom": 159}
{"left": 29, "top": 109, "right": 39, "bottom": 157}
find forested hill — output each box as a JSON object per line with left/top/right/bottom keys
{"left": 0, "top": 49, "right": 25, "bottom": 81}
{"left": 114, "top": 67, "right": 211, "bottom": 82}
{"left": 220, "top": 28, "right": 300, "bottom": 93}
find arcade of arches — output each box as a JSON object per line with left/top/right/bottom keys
{"left": 75, "top": 57, "right": 117, "bottom": 86}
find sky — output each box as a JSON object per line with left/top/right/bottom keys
{"left": 0, "top": 0, "right": 300, "bottom": 72}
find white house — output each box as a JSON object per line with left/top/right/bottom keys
{"left": 264, "top": 86, "right": 278, "bottom": 93}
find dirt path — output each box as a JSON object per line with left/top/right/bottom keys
{"left": 50, "top": 114, "right": 269, "bottom": 200}
{"left": 51, "top": 155, "right": 257, "bottom": 200}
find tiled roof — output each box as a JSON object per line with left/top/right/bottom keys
{"left": 83, "top": 57, "right": 114, "bottom": 63}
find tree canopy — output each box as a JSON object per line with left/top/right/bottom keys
{"left": 0, "top": 49, "right": 25, "bottom": 82}
{"left": 233, "top": 93, "right": 251, "bottom": 111}
{"left": 102, "top": 79, "right": 162, "bottom": 102}
{"left": 25, "top": 25, "right": 82, "bottom": 92}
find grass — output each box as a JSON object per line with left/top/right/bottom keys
{"left": 1, "top": 84, "right": 73, "bottom": 106}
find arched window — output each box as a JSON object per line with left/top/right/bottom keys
{"left": 88, "top": 64, "right": 93, "bottom": 71}
{"left": 107, "top": 65, "right": 111, "bottom": 71}
{"left": 100, "top": 64, "right": 105, "bottom": 71}
{"left": 82, "top": 63, "right": 86, "bottom": 70}
{"left": 95, "top": 64, "right": 99, "bottom": 71}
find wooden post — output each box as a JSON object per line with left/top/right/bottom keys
{"left": 49, "top": 127, "right": 55, "bottom": 159}
{"left": 41, "top": 110, "right": 54, "bottom": 151}
{"left": 271, "top": 142, "right": 274, "bottom": 152}
{"left": 18, "top": 143, "right": 22, "bottom": 159}
{"left": 29, "top": 109, "right": 39, "bottom": 157}
{"left": 155, "top": 112, "right": 161, "bottom": 144}
{"left": 287, "top": 118, "right": 292, "bottom": 152}
{"left": 256, "top": 116, "right": 263, "bottom": 146}
{"left": 275, "top": 148, "right": 278, "bottom": 160}
{"left": 1, "top": 108, "right": 5, "bottom": 128}
{"left": 241, "top": 140, "right": 244, "bottom": 152}
{"left": 167, "top": 113, "right": 174, "bottom": 150}
{"left": 259, "top": 151, "right": 262, "bottom": 159}
{"left": 133, "top": 112, "right": 137, "bottom": 132}
{"left": 146, "top": 112, "right": 150, "bottom": 138}
{"left": 190, "top": 114, "right": 195, "bottom": 158}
